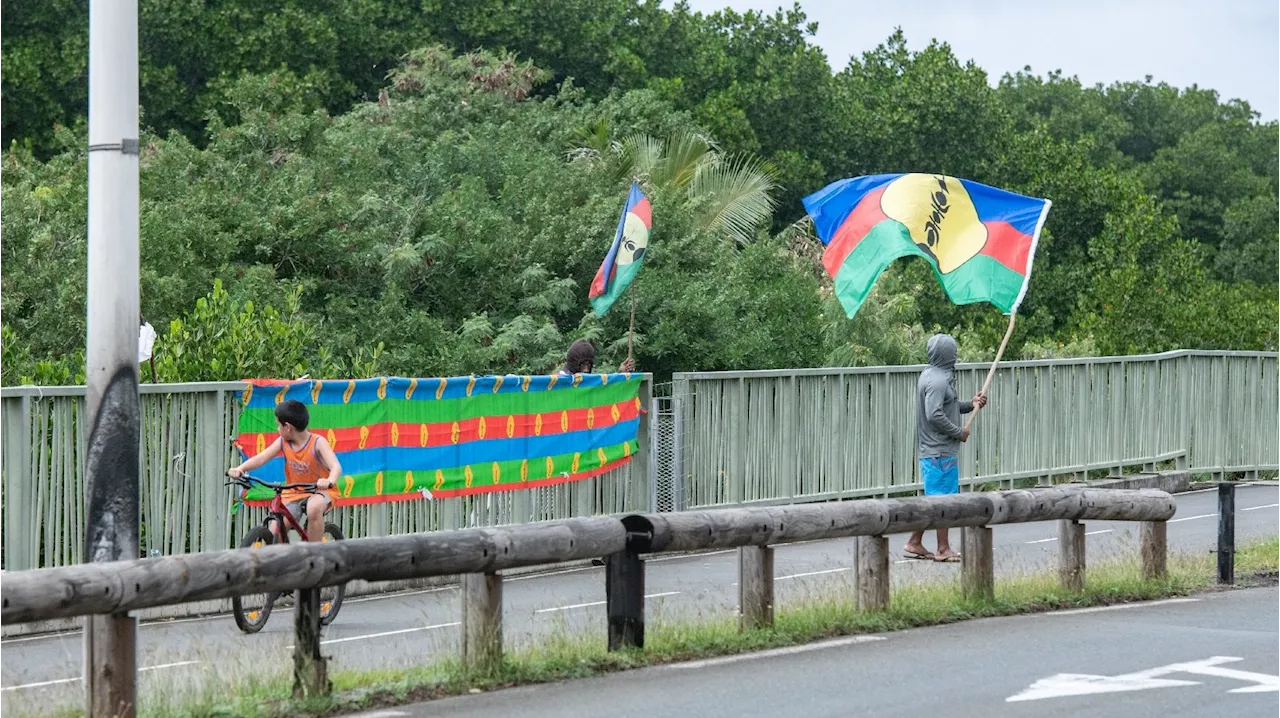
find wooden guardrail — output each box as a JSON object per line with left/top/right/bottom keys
{"left": 1, "top": 487, "right": 1176, "bottom": 716}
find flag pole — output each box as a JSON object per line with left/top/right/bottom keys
{"left": 627, "top": 282, "right": 636, "bottom": 363}
{"left": 964, "top": 309, "right": 1016, "bottom": 431}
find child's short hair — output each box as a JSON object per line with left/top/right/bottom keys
{"left": 275, "top": 399, "right": 310, "bottom": 431}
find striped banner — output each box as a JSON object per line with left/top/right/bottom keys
{"left": 235, "top": 373, "right": 643, "bottom": 505}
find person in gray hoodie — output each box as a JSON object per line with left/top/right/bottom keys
{"left": 903, "top": 333, "right": 986, "bottom": 562}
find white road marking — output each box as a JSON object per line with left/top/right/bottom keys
{"left": 1026, "top": 529, "right": 1115, "bottom": 545}
{"left": 1044, "top": 598, "right": 1199, "bottom": 616}
{"left": 1007, "top": 656, "right": 1278, "bottom": 702}
{"left": 534, "top": 592, "right": 680, "bottom": 614}
{"left": 2, "top": 661, "right": 200, "bottom": 692}
{"left": 1242, "top": 503, "right": 1279, "bottom": 511}
{"left": 776, "top": 568, "right": 850, "bottom": 580}
{"left": 348, "top": 711, "right": 411, "bottom": 718}
{"left": 1169, "top": 513, "right": 1217, "bottom": 523}
{"left": 666, "top": 635, "right": 886, "bottom": 670}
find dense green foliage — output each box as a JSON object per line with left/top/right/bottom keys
{"left": 2, "top": 2, "right": 1276, "bottom": 385}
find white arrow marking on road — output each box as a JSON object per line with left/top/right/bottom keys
{"left": 1007, "top": 656, "right": 1279, "bottom": 702}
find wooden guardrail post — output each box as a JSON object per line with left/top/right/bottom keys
{"left": 961, "top": 526, "right": 994, "bottom": 600}
{"left": 1140, "top": 520, "right": 1167, "bottom": 580}
{"left": 292, "top": 588, "right": 330, "bottom": 698}
{"left": 857, "top": 536, "right": 889, "bottom": 611}
{"left": 462, "top": 573, "right": 503, "bottom": 672}
{"left": 1058, "top": 519, "right": 1085, "bottom": 591}
{"left": 738, "top": 545, "right": 774, "bottom": 630}
{"left": 606, "top": 548, "right": 645, "bottom": 650}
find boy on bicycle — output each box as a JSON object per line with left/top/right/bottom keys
{"left": 228, "top": 399, "right": 341, "bottom": 542}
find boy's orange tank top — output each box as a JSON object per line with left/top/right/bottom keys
{"left": 280, "top": 434, "right": 337, "bottom": 503}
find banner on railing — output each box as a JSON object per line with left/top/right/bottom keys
{"left": 235, "top": 374, "right": 643, "bottom": 506}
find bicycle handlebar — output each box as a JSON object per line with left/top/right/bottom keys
{"left": 224, "top": 473, "right": 322, "bottom": 493}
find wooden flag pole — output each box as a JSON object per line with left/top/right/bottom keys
{"left": 627, "top": 283, "right": 637, "bottom": 363}
{"left": 964, "top": 310, "right": 1017, "bottom": 431}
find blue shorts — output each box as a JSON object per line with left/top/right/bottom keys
{"left": 921, "top": 456, "right": 959, "bottom": 496}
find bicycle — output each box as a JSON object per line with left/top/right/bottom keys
{"left": 225, "top": 473, "right": 347, "bottom": 633}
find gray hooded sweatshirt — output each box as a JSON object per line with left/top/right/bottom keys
{"left": 917, "top": 334, "right": 973, "bottom": 458}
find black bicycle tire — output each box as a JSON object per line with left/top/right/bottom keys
{"left": 319, "top": 522, "right": 346, "bottom": 625}
{"left": 232, "top": 526, "right": 278, "bottom": 633}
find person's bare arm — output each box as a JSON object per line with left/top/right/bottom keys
{"left": 314, "top": 435, "right": 342, "bottom": 490}
{"left": 228, "top": 438, "right": 281, "bottom": 477}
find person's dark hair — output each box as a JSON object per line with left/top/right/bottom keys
{"left": 275, "top": 399, "right": 310, "bottom": 431}
{"left": 565, "top": 339, "right": 596, "bottom": 373}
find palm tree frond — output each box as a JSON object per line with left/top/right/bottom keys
{"left": 690, "top": 154, "right": 779, "bottom": 246}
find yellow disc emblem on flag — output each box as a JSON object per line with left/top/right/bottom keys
{"left": 404, "top": 471, "right": 414, "bottom": 493}
{"left": 343, "top": 380, "right": 356, "bottom": 404}
{"left": 880, "top": 173, "right": 987, "bottom": 274}
{"left": 560, "top": 410, "right": 569, "bottom": 432}
{"left": 520, "top": 459, "right": 529, "bottom": 482}
{"left": 545, "top": 456, "right": 554, "bottom": 478}
{"left": 241, "top": 385, "right": 253, "bottom": 406}
{"left": 534, "top": 414, "right": 543, "bottom": 435}
{"left": 375, "top": 471, "right": 384, "bottom": 495}
{"left": 521, "top": 375, "right": 532, "bottom": 392}
{"left": 327, "top": 429, "right": 338, "bottom": 451}
{"left": 571, "top": 453, "right": 581, "bottom": 473}
{"left": 377, "top": 377, "right": 387, "bottom": 400}
{"left": 597, "top": 447, "right": 607, "bottom": 467}
{"left": 275, "top": 384, "right": 289, "bottom": 405}
{"left": 434, "top": 469, "right": 445, "bottom": 491}
{"left": 343, "top": 475, "right": 355, "bottom": 498}
{"left": 420, "top": 423, "right": 429, "bottom": 447}
{"left": 311, "top": 381, "right": 323, "bottom": 404}
{"left": 464, "top": 465, "right": 474, "bottom": 488}
{"left": 492, "top": 375, "right": 504, "bottom": 393}
{"left": 406, "top": 377, "right": 418, "bottom": 400}
{"left": 491, "top": 462, "right": 501, "bottom": 484}
{"left": 506, "top": 415, "right": 515, "bottom": 438}
{"left": 610, "top": 405, "right": 621, "bottom": 423}
{"left": 391, "top": 422, "right": 400, "bottom": 446}
{"left": 256, "top": 434, "right": 266, "bottom": 455}
{"left": 477, "top": 417, "right": 487, "bottom": 440}
{"left": 436, "top": 377, "right": 448, "bottom": 400}
{"left": 466, "top": 376, "right": 477, "bottom": 397}
{"left": 451, "top": 422, "right": 460, "bottom": 444}
{"left": 586, "top": 408, "right": 595, "bottom": 429}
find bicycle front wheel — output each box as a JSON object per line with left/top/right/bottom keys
{"left": 318, "top": 522, "right": 347, "bottom": 625}
{"left": 232, "top": 526, "right": 278, "bottom": 633}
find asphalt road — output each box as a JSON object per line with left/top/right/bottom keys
{"left": 380, "top": 586, "right": 1279, "bottom": 718}
{"left": 2, "top": 485, "right": 1276, "bottom": 716}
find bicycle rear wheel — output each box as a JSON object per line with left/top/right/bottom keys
{"left": 232, "top": 526, "right": 278, "bottom": 633}
{"left": 318, "top": 522, "right": 346, "bottom": 625}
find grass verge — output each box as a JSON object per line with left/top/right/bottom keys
{"left": 18, "top": 537, "right": 1279, "bottom": 718}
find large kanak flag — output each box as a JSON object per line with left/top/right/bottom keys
{"left": 589, "top": 181, "right": 651, "bottom": 316}
{"left": 803, "top": 174, "right": 1051, "bottom": 318}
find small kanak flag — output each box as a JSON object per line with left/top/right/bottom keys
{"left": 803, "top": 174, "right": 1051, "bottom": 318}
{"left": 589, "top": 181, "right": 651, "bottom": 316}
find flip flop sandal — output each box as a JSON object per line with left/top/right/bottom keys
{"left": 934, "top": 554, "right": 962, "bottom": 563}
{"left": 903, "top": 550, "right": 935, "bottom": 561}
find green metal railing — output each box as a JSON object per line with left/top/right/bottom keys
{"left": 0, "top": 379, "right": 654, "bottom": 571}
{"left": 669, "top": 351, "right": 1278, "bottom": 510}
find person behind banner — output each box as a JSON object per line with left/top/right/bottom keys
{"left": 903, "top": 334, "right": 986, "bottom": 563}
{"left": 559, "top": 338, "right": 634, "bottom": 376}
{"left": 228, "top": 399, "right": 341, "bottom": 542}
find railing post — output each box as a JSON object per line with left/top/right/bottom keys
{"left": 606, "top": 548, "right": 645, "bottom": 650}
{"left": 1140, "top": 520, "right": 1168, "bottom": 580}
{"left": 857, "top": 535, "right": 889, "bottom": 611}
{"left": 1058, "top": 519, "right": 1085, "bottom": 591}
{"left": 738, "top": 545, "right": 774, "bottom": 631}
{"left": 292, "top": 588, "right": 330, "bottom": 698}
{"left": 961, "top": 526, "right": 994, "bottom": 601}
{"left": 1218, "top": 482, "right": 1235, "bottom": 585}
{"left": 461, "top": 572, "right": 503, "bottom": 671}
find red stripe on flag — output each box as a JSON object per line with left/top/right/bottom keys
{"left": 629, "top": 197, "right": 652, "bottom": 228}
{"left": 821, "top": 186, "right": 889, "bottom": 278}
{"left": 237, "top": 399, "right": 642, "bottom": 454}
{"left": 979, "top": 221, "right": 1032, "bottom": 275}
